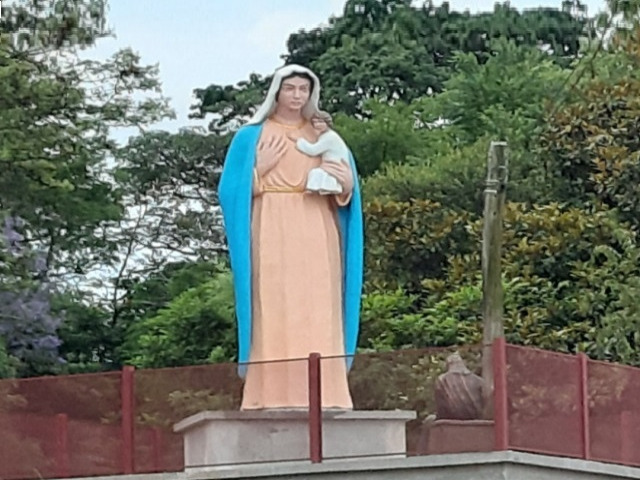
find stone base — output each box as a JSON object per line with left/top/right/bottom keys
{"left": 417, "top": 419, "right": 495, "bottom": 455}
{"left": 173, "top": 409, "right": 417, "bottom": 469}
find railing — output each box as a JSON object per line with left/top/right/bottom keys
{"left": 1, "top": 340, "right": 640, "bottom": 479}
{"left": 504, "top": 341, "right": 640, "bottom": 466}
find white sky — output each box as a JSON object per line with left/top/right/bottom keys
{"left": 87, "top": 0, "right": 606, "bottom": 137}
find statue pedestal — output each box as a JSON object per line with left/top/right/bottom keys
{"left": 418, "top": 419, "right": 495, "bottom": 455}
{"left": 173, "top": 409, "right": 417, "bottom": 469}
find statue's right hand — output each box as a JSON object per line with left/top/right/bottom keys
{"left": 256, "top": 135, "right": 287, "bottom": 177}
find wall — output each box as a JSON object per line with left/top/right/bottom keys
{"left": 55, "top": 451, "right": 640, "bottom": 480}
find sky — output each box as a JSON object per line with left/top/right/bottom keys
{"left": 87, "top": 0, "right": 607, "bottom": 137}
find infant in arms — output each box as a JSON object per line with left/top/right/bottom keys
{"left": 293, "top": 111, "right": 349, "bottom": 194}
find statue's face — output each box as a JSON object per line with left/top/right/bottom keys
{"left": 277, "top": 76, "right": 311, "bottom": 112}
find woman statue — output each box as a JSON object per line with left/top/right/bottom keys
{"left": 218, "top": 64, "right": 363, "bottom": 410}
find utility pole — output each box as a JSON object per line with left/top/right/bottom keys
{"left": 482, "top": 141, "right": 509, "bottom": 407}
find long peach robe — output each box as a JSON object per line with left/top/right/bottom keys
{"left": 240, "top": 118, "right": 353, "bottom": 410}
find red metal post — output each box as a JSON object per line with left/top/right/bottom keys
{"left": 308, "top": 352, "right": 323, "bottom": 463}
{"left": 621, "top": 411, "right": 632, "bottom": 463}
{"left": 55, "top": 413, "right": 70, "bottom": 477}
{"left": 152, "top": 427, "right": 163, "bottom": 472}
{"left": 492, "top": 337, "right": 509, "bottom": 450}
{"left": 578, "top": 353, "right": 591, "bottom": 460}
{"left": 121, "top": 366, "right": 135, "bottom": 474}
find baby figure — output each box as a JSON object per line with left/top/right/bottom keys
{"left": 294, "top": 111, "right": 349, "bottom": 195}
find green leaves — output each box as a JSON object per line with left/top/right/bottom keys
{"left": 7, "top": 0, "right": 640, "bottom": 378}
{"left": 1, "top": 0, "right": 109, "bottom": 51}
{"left": 364, "top": 199, "right": 474, "bottom": 292}
{"left": 121, "top": 269, "right": 236, "bottom": 368}
{"left": 333, "top": 99, "right": 426, "bottom": 176}
{"left": 311, "top": 29, "right": 441, "bottom": 116}
{"left": 0, "top": 0, "right": 176, "bottom": 376}
{"left": 190, "top": 74, "right": 271, "bottom": 133}
{"left": 0, "top": 16, "right": 172, "bottom": 277}
{"left": 193, "top": 2, "right": 584, "bottom": 129}
{"left": 541, "top": 71, "right": 640, "bottom": 228}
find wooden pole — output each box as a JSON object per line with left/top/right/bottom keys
{"left": 482, "top": 141, "right": 508, "bottom": 410}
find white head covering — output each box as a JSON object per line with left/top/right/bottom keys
{"left": 246, "top": 64, "right": 321, "bottom": 125}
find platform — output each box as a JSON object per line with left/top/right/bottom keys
{"left": 173, "top": 409, "right": 417, "bottom": 468}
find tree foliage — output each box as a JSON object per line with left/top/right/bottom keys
{"left": 122, "top": 268, "right": 235, "bottom": 368}
{"left": 541, "top": 61, "right": 640, "bottom": 227}
{"left": 8, "top": 0, "right": 640, "bottom": 377}
{"left": 192, "top": 1, "right": 586, "bottom": 130}
{"left": 0, "top": 0, "right": 173, "bottom": 375}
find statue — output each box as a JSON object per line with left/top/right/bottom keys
{"left": 290, "top": 111, "right": 350, "bottom": 195}
{"left": 217, "top": 64, "right": 364, "bottom": 410}
{"left": 434, "top": 353, "right": 486, "bottom": 420}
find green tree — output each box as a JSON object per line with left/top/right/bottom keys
{"left": 310, "top": 27, "right": 441, "bottom": 116}
{"left": 421, "top": 203, "right": 640, "bottom": 363}
{"left": 364, "top": 198, "right": 474, "bottom": 292}
{"left": 114, "top": 128, "right": 229, "bottom": 262}
{"left": 0, "top": 0, "right": 172, "bottom": 277}
{"left": 0, "top": 339, "right": 18, "bottom": 378}
{"left": 362, "top": 138, "right": 486, "bottom": 210}
{"left": 361, "top": 197, "right": 640, "bottom": 365}
{"left": 333, "top": 99, "right": 426, "bottom": 176}
{"left": 540, "top": 29, "right": 640, "bottom": 227}
{"left": 0, "top": 0, "right": 173, "bottom": 375}
{"left": 192, "top": 3, "right": 586, "bottom": 129}
{"left": 56, "top": 260, "right": 225, "bottom": 373}
{"left": 121, "top": 261, "right": 224, "bottom": 321}
{"left": 422, "top": 39, "right": 566, "bottom": 146}
{"left": 122, "top": 268, "right": 236, "bottom": 368}
{"left": 54, "top": 295, "right": 116, "bottom": 373}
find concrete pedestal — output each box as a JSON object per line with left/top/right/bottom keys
{"left": 173, "top": 409, "right": 417, "bottom": 469}
{"left": 418, "top": 419, "right": 495, "bottom": 455}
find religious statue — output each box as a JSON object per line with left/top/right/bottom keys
{"left": 217, "top": 64, "right": 364, "bottom": 410}
{"left": 434, "top": 352, "right": 486, "bottom": 420}
{"left": 291, "top": 111, "right": 350, "bottom": 195}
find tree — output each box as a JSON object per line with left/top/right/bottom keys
{"left": 361, "top": 196, "right": 640, "bottom": 366}
{"left": 361, "top": 138, "right": 486, "bottom": 210}
{"left": 310, "top": 25, "right": 442, "bottom": 115}
{"left": 332, "top": 39, "right": 568, "bottom": 181}
{"left": 54, "top": 295, "right": 116, "bottom": 373}
{"left": 189, "top": 75, "right": 271, "bottom": 133}
{"left": 423, "top": 203, "right": 640, "bottom": 362}
{"left": 56, "top": 260, "right": 225, "bottom": 373}
{"left": 8, "top": 0, "right": 640, "bottom": 376}
{"left": 0, "top": 0, "right": 172, "bottom": 279}
{"left": 422, "top": 39, "right": 566, "bottom": 146}
{"left": 0, "top": 0, "right": 173, "bottom": 375}
{"left": 540, "top": 27, "right": 640, "bottom": 227}
{"left": 332, "top": 99, "right": 426, "bottom": 176}
{"left": 364, "top": 199, "right": 474, "bottom": 292}
{"left": 191, "top": 3, "right": 586, "bottom": 130}
{"left": 0, "top": 340, "right": 17, "bottom": 378}
{"left": 114, "top": 128, "right": 228, "bottom": 264}
{"left": 121, "top": 267, "right": 235, "bottom": 368}
{"left": 57, "top": 127, "right": 232, "bottom": 372}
